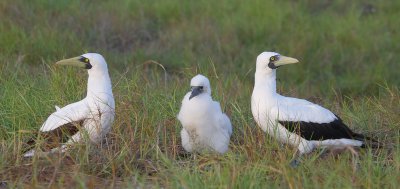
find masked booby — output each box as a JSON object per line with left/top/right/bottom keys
{"left": 251, "top": 52, "right": 376, "bottom": 165}
{"left": 24, "top": 53, "right": 115, "bottom": 157}
{"left": 177, "top": 74, "right": 233, "bottom": 154}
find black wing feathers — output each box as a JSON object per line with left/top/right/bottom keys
{"left": 23, "top": 121, "right": 82, "bottom": 153}
{"left": 279, "top": 117, "right": 363, "bottom": 141}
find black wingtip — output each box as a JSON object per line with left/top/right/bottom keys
{"left": 22, "top": 133, "right": 38, "bottom": 154}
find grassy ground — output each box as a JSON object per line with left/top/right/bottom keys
{"left": 0, "top": 0, "right": 399, "bottom": 188}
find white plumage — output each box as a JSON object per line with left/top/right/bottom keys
{"left": 177, "top": 74, "right": 232, "bottom": 154}
{"left": 251, "top": 52, "right": 369, "bottom": 159}
{"left": 24, "top": 53, "right": 115, "bottom": 157}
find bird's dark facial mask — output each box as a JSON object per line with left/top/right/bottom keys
{"left": 267, "top": 55, "right": 280, "bottom": 69}
{"left": 79, "top": 56, "right": 93, "bottom": 69}
{"left": 189, "top": 86, "right": 203, "bottom": 100}
{"left": 267, "top": 55, "right": 299, "bottom": 69}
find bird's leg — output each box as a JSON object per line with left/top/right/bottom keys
{"left": 289, "top": 158, "right": 301, "bottom": 168}
{"left": 0, "top": 181, "right": 8, "bottom": 188}
{"left": 289, "top": 151, "right": 302, "bottom": 168}
{"left": 316, "top": 147, "right": 328, "bottom": 159}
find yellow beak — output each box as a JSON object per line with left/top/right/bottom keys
{"left": 55, "top": 56, "right": 88, "bottom": 69}
{"left": 274, "top": 55, "right": 299, "bottom": 67}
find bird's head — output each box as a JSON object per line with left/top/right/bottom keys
{"left": 189, "top": 74, "right": 211, "bottom": 100}
{"left": 256, "top": 52, "right": 299, "bottom": 75}
{"left": 55, "top": 53, "right": 108, "bottom": 74}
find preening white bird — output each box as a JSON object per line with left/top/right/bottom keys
{"left": 177, "top": 74, "right": 233, "bottom": 154}
{"left": 251, "top": 52, "right": 376, "bottom": 165}
{"left": 24, "top": 53, "right": 115, "bottom": 157}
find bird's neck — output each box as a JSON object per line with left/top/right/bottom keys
{"left": 87, "top": 71, "right": 113, "bottom": 99}
{"left": 254, "top": 71, "right": 277, "bottom": 95}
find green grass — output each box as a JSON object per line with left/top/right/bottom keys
{"left": 0, "top": 0, "right": 399, "bottom": 188}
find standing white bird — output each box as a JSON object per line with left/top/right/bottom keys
{"left": 251, "top": 52, "right": 376, "bottom": 165}
{"left": 24, "top": 53, "right": 115, "bottom": 157}
{"left": 177, "top": 74, "right": 232, "bottom": 154}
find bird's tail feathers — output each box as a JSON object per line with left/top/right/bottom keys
{"left": 22, "top": 134, "right": 39, "bottom": 157}
{"left": 353, "top": 133, "right": 382, "bottom": 148}
{"left": 23, "top": 148, "right": 63, "bottom": 158}
{"left": 23, "top": 149, "right": 36, "bottom": 157}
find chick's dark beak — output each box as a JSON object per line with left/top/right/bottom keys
{"left": 189, "top": 86, "right": 203, "bottom": 100}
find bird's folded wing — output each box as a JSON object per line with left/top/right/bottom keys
{"left": 272, "top": 100, "right": 357, "bottom": 140}
{"left": 218, "top": 113, "right": 233, "bottom": 135}
{"left": 212, "top": 101, "right": 233, "bottom": 135}
{"left": 40, "top": 100, "right": 90, "bottom": 132}
{"left": 273, "top": 98, "right": 337, "bottom": 123}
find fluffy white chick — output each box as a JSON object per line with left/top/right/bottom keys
{"left": 177, "top": 74, "right": 232, "bottom": 154}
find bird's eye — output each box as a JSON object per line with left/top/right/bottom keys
{"left": 270, "top": 56, "right": 276, "bottom": 61}
{"left": 199, "top": 86, "right": 204, "bottom": 90}
{"left": 84, "top": 58, "right": 89, "bottom": 63}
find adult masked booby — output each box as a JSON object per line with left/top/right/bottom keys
{"left": 24, "top": 53, "right": 115, "bottom": 157}
{"left": 177, "top": 74, "right": 233, "bottom": 154}
{"left": 251, "top": 52, "right": 376, "bottom": 165}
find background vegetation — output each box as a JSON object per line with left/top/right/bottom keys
{"left": 0, "top": 0, "right": 399, "bottom": 188}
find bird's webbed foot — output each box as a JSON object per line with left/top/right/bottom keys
{"left": 289, "top": 152, "right": 302, "bottom": 168}
{"left": 289, "top": 158, "right": 301, "bottom": 168}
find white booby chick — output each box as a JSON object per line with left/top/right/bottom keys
{"left": 251, "top": 52, "right": 376, "bottom": 165}
{"left": 177, "top": 74, "right": 232, "bottom": 154}
{"left": 24, "top": 53, "right": 115, "bottom": 157}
